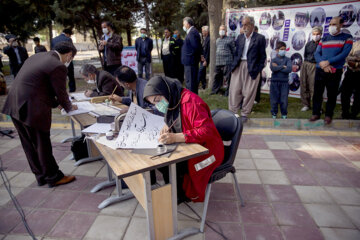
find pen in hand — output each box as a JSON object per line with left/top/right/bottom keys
{"left": 109, "top": 85, "right": 118, "bottom": 101}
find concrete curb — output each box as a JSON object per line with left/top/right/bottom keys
{"left": 1, "top": 120, "right": 359, "bottom": 137}
{"left": 245, "top": 118, "right": 360, "bottom": 132}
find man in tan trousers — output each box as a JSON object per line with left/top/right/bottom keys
{"left": 300, "top": 26, "right": 322, "bottom": 112}
{"left": 229, "top": 16, "right": 266, "bottom": 122}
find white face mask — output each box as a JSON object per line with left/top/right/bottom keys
{"left": 87, "top": 80, "right": 96, "bottom": 84}
{"left": 219, "top": 30, "right": 226, "bottom": 36}
{"left": 102, "top": 28, "right": 109, "bottom": 35}
{"left": 312, "top": 35, "right": 321, "bottom": 42}
{"left": 328, "top": 26, "right": 339, "bottom": 36}
{"left": 183, "top": 26, "right": 187, "bottom": 32}
{"left": 12, "top": 41, "right": 18, "bottom": 47}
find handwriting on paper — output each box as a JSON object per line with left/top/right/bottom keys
{"left": 115, "top": 103, "right": 165, "bottom": 149}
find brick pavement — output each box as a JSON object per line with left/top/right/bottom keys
{"left": 0, "top": 129, "right": 359, "bottom": 240}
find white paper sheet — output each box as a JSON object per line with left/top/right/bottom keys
{"left": 62, "top": 102, "right": 95, "bottom": 116}
{"left": 115, "top": 103, "right": 165, "bottom": 149}
{"left": 82, "top": 123, "right": 112, "bottom": 134}
{"left": 91, "top": 103, "right": 121, "bottom": 116}
{"left": 70, "top": 92, "right": 92, "bottom": 101}
{"left": 96, "top": 135, "right": 118, "bottom": 150}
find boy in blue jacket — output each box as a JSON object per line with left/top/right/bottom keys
{"left": 270, "top": 41, "right": 292, "bottom": 119}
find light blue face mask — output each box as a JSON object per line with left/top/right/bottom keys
{"left": 155, "top": 99, "right": 169, "bottom": 114}
{"left": 173, "top": 34, "right": 177, "bottom": 38}
{"left": 278, "top": 50, "right": 286, "bottom": 57}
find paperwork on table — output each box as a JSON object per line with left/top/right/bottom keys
{"left": 70, "top": 92, "right": 92, "bottom": 101}
{"left": 82, "top": 123, "right": 112, "bottom": 134}
{"left": 115, "top": 103, "right": 165, "bottom": 149}
{"left": 62, "top": 102, "right": 121, "bottom": 117}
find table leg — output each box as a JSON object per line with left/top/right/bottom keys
{"left": 97, "top": 176, "right": 134, "bottom": 209}
{"left": 167, "top": 163, "right": 201, "bottom": 240}
{"left": 170, "top": 164, "right": 178, "bottom": 235}
{"left": 143, "top": 171, "right": 155, "bottom": 240}
{"left": 61, "top": 118, "right": 78, "bottom": 143}
{"left": 90, "top": 164, "right": 116, "bottom": 193}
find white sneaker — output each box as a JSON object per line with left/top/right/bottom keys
{"left": 301, "top": 106, "right": 309, "bottom": 112}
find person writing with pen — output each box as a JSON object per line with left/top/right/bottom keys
{"left": 109, "top": 66, "right": 159, "bottom": 114}
{"left": 143, "top": 76, "right": 224, "bottom": 203}
{"left": 80, "top": 64, "right": 123, "bottom": 97}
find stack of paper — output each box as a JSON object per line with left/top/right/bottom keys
{"left": 62, "top": 102, "right": 95, "bottom": 116}
{"left": 82, "top": 123, "right": 112, "bottom": 134}
{"left": 70, "top": 92, "right": 92, "bottom": 101}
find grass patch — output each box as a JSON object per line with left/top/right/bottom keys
{"left": 1, "top": 64, "right": 11, "bottom": 76}
{"left": 152, "top": 62, "right": 163, "bottom": 74}
{"left": 198, "top": 88, "right": 343, "bottom": 119}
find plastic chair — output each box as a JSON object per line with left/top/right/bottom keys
{"left": 200, "top": 109, "right": 245, "bottom": 232}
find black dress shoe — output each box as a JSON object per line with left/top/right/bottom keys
{"left": 37, "top": 180, "right": 46, "bottom": 186}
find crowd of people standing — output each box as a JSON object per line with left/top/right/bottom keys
{"left": 1, "top": 15, "right": 359, "bottom": 124}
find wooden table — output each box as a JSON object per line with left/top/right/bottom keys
{"left": 93, "top": 141, "right": 209, "bottom": 240}
{"left": 68, "top": 102, "right": 127, "bottom": 166}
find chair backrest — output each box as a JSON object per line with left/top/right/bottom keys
{"left": 211, "top": 109, "right": 243, "bottom": 168}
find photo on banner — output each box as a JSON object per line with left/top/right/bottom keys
{"left": 226, "top": 0, "right": 360, "bottom": 99}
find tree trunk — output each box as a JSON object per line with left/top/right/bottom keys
{"left": 155, "top": 34, "right": 160, "bottom": 60}
{"left": 48, "top": 22, "right": 53, "bottom": 48}
{"left": 91, "top": 26, "right": 104, "bottom": 68}
{"left": 126, "top": 23, "right": 132, "bottom": 46}
{"left": 144, "top": 1, "right": 151, "bottom": 35}
{"left": 208, "top": 0, "right": 223, "bottom": 89}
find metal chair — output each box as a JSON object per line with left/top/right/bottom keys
{"left": 200, "top": 109, "right": 245, "bottom": 232}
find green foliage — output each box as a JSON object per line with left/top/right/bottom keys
{"left": 150, "top": 0, "right": 182, "bottom": 35}
{"left": 183, "top": 0, "right": 209, "bottom": 30}
{"left": 0, "top": 0, "right": 54, "bottom": 41}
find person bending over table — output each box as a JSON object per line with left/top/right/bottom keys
{"left": 143, "top": 76, "right": 224, "bottom": 203}
{"left": 80, "top": 64, "right": 123, "bottom": 97}
{"left": 109, "top": 65, "right": 159, "bottom": 114}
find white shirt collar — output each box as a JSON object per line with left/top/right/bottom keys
{"left": 54, "top": 50, "right": 62, "bottom": 61}
{"left": 186, "top": 26, "right": 194, "bottom": 34}
{"left": 244, "top": 31, "right": 254, "bottom": 40}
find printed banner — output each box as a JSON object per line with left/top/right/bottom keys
{"left": 121, "top": 46, "right": 138, "bottom": 74}
{"left": 226, "top": 0, "right": 360, "bottom": 98}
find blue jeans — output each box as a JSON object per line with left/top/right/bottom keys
{"left": 270, "top": 81, "right": 289, "bottom": 116}
{"left": 138, "top": 57, "right": 151, "bottom": 80}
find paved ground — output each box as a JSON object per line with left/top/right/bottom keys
{"left": 0, "top": 127, "right": 359, "bottom": 240}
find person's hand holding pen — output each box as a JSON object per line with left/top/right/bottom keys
{"left": 158, "top": 120, "right": 185, "bottom": 144}
{"left": 109, "top": 94, "right": 122, "bottom": 103}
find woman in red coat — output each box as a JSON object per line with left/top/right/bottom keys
{"left": 143, "top": 76, "right": 224, "bottom": 202}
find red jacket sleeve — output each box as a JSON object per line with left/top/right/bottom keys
{"left": 182, "top": 101, "right": 215, "bottom": 144}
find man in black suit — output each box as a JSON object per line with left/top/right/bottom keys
{"left": 181, "top": 17, "right": 203, "bottom": 94}
{"left": 135, "top": 28, "right": 153, "bottom": 80}
{"left": 2, "top": 42, "right": 78, "bottom": 187}
{"left": 51, "top": 29, "right": 76, "bottom": 92}
{"left": 173, "top": 30, "right": 184, "bottom": 83}
{"left": 229, "top": 16, "right": 266, "bottom": 123}
{"left": 198, "top": 26, "right": 210, "bottom": 90}
{"left": 3, "top": 35, "right": 28, "bottom": 78}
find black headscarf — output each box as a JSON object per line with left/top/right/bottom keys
{"left": 143, "top": 76, "right": 183, "bottom": 133}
